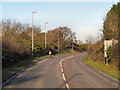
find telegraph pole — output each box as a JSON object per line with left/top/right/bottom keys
{"left": 58, "top": 28, "right": 60, "bottom": 52}
{"left": 58, "top": 31, "right": 59, "bottom": 52}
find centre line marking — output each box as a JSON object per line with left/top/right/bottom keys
{"left": 59, "top": 56, "right": 75, "bottom": 90}
{"left": 60, "top": 62, "right": 62, "bottom": 65}
{"left": 62, "top": 73, "right": 66, "bottom": 81}
{"left": 61, "top": 68, "right": 63, "bottom": 72}
{"left": 60, "top": 64, "right": 62, "bottom": 68}
{"left": 66, "top": 84, "right": 70, "bottom": 90}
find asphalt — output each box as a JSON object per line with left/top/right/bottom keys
{"left": 63, "top": 53, "right": 118, "bottom": 88}
{"left": 3, "top": 53, "right": 119, "bottom": 89}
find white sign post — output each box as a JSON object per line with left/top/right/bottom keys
{"left": 104, "top": 39, "right": 118, "bottom": 64}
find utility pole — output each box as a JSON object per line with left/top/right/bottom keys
{"left": 32, "top": 11, "right": 36, "bottom": 55}
{"left": 45, "top": 22, "right": 48, "bottom": 48}
{"left": 72, "top": 42, "right": 74, "bottom": 51}
{"left": 58, "top": 28, "right": 60, "bottom": 52}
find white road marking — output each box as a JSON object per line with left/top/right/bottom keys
{"left": 61, "top": 59, "right": 64, "bottom": 62}
{"left": 1, "top": 58, "right": 49, "bottom": 88}
{"left": 61, "top": 68, "right": 64, "bottom": 72}
{"left": 59, "top": 56, "right": 75, "bottom": 90}
{"left": 62, "top": 73, "right": 66, "bottom": 81}
{"left": 98, "top": 71, "right": 119, "bottom": 82}
{"left": 66, "top": 84, "right": 70, "bottom": 90}
{"left": 82, "top": 58, "right": 120, "bottom": 83}
{"left": 60, "top": 64, "right": 62, "bottom": 68}
{"left": 60, "top": 61, "right": 62, "bottom": 65}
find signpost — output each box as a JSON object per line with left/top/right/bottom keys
{"left": 104, "top": 39, "right": 118, "bottom": 65}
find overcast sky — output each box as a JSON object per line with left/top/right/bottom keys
{"left": 2, "top": 1, "right": 118, "bottom": 41}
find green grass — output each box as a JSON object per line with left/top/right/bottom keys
{"left": 83, "top": 56, "right": 120, "bottom": 80}
{"left": 3, "top": 51, "right": 84, "bottom": 83}
{"left": 55, "top": 52, "right": 79, "bottom": 55}
{"left": 54, "top": 50, "right": 86, "bottom": 56}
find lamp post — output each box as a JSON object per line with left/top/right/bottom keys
{"left": 32, "top": 11, "right": 36, "bottom": 55}
{"left": 45, "top": 22, "right": 48, "bottom": 48}
{"left": 58, "top": 28, "right": 60, "bottom": 52}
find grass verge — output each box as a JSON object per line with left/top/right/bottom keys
{"left": 83, "top": 56, "right": 120, "bottom": 80}
{"left": 54, "top": 51, "right": 82, "bottom": 56}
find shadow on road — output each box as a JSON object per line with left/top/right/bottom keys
{"left": 58, "top": 73, "right": 83, "bottom": 88}
{"left": 4, "top": 74, "right": 44, "bottom": 87}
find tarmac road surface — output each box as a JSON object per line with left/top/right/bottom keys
{"left": 3, "top": 53, "right": 118, "bottom": 89}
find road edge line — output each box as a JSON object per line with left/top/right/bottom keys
{"left": 82, "top": 60, "right": 119, "bottom": 82}
{"left": 1, "top": 58, "right": 49, "bottom": 88}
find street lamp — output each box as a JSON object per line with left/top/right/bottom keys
{"left": 32, "top": 11, "right": 36, "bottom": 55}
{"left": 45, "top": 22, "right": 48, "bottom": 48}
{"left": 58, "top": 28, "right": 60, "bottom": 52}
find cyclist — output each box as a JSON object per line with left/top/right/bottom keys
{"left": 49, "top": 50, "right": 52, "bottom": 58}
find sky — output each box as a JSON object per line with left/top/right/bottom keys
{"left": 1, "top": 1, "right": 119, "bottom": 42}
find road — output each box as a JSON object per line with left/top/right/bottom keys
{"left": 3, "top": 53, "right": 118, "bottom": 89}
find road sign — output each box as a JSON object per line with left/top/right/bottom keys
{"left": 104, "top": 39, "right": 118, "bottom": 57}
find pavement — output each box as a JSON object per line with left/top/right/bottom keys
{"left": 3, "top": 53, "right": 119, "bottom": 89}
